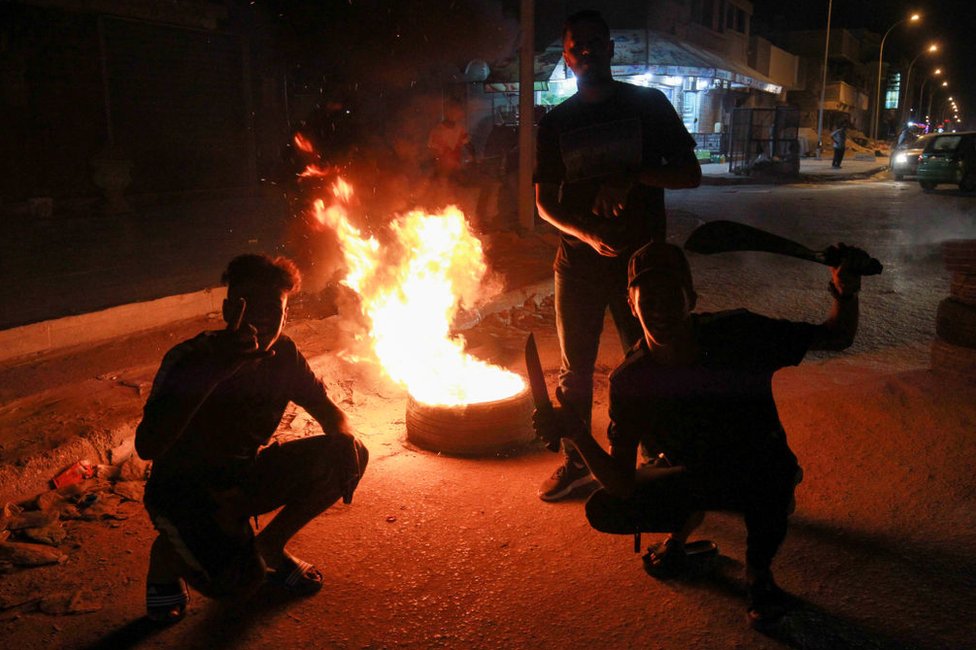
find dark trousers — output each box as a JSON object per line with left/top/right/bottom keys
{"left": 555, "top": 271, "right": 643, "bottom": 461}
{"left": 832, "top": 147, "right": 845, "bottom": 167}
{"left": 147, "top": 436, "right": 369, "bottom": 597}
{"left": 585, "top": 465, "right": 795, "bottom": 574}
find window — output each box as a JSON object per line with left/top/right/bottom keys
{"left": 701, "top": 0, "right": 714, "bottom": 28}
{"left": 726, "top": 4, "right": 735, "bottom": 29}
{"left": 736, "top": 8, "right": 746, "bottom": 33}
{"left": 884, "top": 72, "right": 901, "bottom": 110}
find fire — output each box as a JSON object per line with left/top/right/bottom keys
{"left": 293, "top": 132, "right": 314, "bottom": 153}
{"left": 311, "top": 175, "right": 525, "bottom": 406}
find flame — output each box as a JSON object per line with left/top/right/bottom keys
{"left": 294, "top": 132, "right": 314, "bottom": 153}
{"left": 313, "top": 177, "right": 525, "bottom": 406}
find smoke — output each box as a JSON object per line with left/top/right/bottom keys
{"left": 268, "top": 1, "right": 521, "bottom": 296}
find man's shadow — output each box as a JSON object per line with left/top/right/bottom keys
{"left": 80, "top": 583, "right": 306, "bottom": 650}
{"left": 670, "top": 515, "right": 976, "bottom": 649}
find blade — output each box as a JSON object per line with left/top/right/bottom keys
{"left": 524, "top": 333, "right": 553, "bottom": 414}
{"left": 684, "top": 220, "right": 883, "bottom": 276}
{"left": 684, "top": 220, "right": 821, "bottom": 262}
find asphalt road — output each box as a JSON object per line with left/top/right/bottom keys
{"left": 2, "top": 178, "right": 974, "bottom": 649}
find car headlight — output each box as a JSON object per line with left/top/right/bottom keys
{"left": 894, "top": 153, "right": 908, "bottom": 164}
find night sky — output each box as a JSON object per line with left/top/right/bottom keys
{"left": 750, "top": 0, "right": 975, "bottom": 127}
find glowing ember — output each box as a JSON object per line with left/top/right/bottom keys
{"left": 310, "top": 174, "right": 525, "bottom": 406}
{"left": 293, "top": 132, "right": 314, "bottom": 153}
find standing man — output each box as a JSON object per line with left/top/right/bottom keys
{"left": 136, "top": 254, "right": 368, "bottom": 624}
{"left": 428, "top": 98, "right": 477, "bottom": 182}
{"left": 535, "top": 240, "right": 873, "bottom": 626}
{"left": 533, "top": 10, "right": 701, "bottom": 501}
{"left": 831, "top": 122, "right": 848, "bottom": 168}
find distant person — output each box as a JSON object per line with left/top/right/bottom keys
{"left": 135, "top": 254, "right": 368, "bottom": 624}
{"left": 534, "top": 240, "right": 875, "bottom": 627}
{"left": 831, "top": 123, "right": 848, "bottom": 168}
{"left": 533, "top": 9, "right": 701, "bottom": 501}
{"left": 428, "top": 99, "right": 476, "bottom": 181}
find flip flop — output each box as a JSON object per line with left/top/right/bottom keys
{"left": 146, "top": 579, "right": 189, "bottom": 624}
{"left": 267, "top": 556, "right": 324, "bottom": 595}
{"left": 642, "top": 538, "right": 719, "bottom": 580}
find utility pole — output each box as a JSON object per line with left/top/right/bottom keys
{"left": 517, "top": 0, "right": 535, "bottom": 232}
{"left": 815, "top": 0, "right": 833, "bottom": 160}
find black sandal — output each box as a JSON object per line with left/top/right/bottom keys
{"left": 267, "top": 556, "right": 324, "bottom": 595}
{"left": 146, "top": 579, "right": 189, "bottom": 624}
{"left": 747, "top": 577, "right": 792, "bottom": 628}
{"left": 642, "top": 537, "right": 718, "bottom": 579}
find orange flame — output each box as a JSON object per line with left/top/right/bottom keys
{"left": 300, "top": 164, "right": 333, "bottom": 179}
{"left": 314, "top": 178, "right": 524, "bottom": 406}
{"left": 294, "top": 132, "right": 314, "bottom": 153}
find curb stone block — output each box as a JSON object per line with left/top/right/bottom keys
{"left": 930, "top": 336, "right": 976, "bottom": 383}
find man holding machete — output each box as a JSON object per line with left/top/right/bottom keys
{"left": 533, "top": 9, "right": 701, "bottom": 501}
{"left": 534, "top": 238, "right": 874, "bottom": 627}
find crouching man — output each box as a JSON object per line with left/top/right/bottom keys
{"left": 535, "top": 240, "right": 871, "bottom": 627}
{"left": 135, "top": 254, "right": 368, "bottom": 624}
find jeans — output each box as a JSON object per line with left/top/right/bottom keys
{"left": 585, "top": 464, "right": 796, "bottom": 574}
{"left": 832, "top": 147, "right": 845, "bottom": 167}
{"left": 555, "top": 270, "right": 643, "bottom": 462}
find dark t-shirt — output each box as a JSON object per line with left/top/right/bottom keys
{"left": 608, "top": 310, "right": 820, "bottom": 483}
{"left": 533, "top": 82, "right": 696, "bottom": 280}
{"left": 141, "top": 332, "right": 330, "bottom": 490}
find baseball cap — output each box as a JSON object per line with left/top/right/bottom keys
{"left": 627, "top": 242, "right": 694, "bottom": 292}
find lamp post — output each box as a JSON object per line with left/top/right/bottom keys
{"left": 917, "top": 67, "right": 942, "bottom": 124}
{"left": 816, "top": 0, "right": 834, "bottom": 160}
{"left": 873, "top": 12, "right": 920, "bottom": 141}
{"left": 928, "top": 80, "right": 949, "bottom": 127}
{"left": 901, "top": 43, "right": 938, "bottom": 125}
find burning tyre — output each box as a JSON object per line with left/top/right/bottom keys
{"left": 406, "top": 387, "right": 535, "bottom": 456}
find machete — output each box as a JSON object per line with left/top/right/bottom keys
{"left": 684, "top": 220, "right": 883, "bottom": 276}
{"left": 524, "top": 333, "right": 560, "bottom": 452}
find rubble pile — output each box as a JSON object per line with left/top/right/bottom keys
{"left": 0, "top": 447, "right": 149, "bottom": 619}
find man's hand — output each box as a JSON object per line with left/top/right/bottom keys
{"left": 577, "top": 217, "right": 628, "bottom": 257}
{"left": 826, "top": 243, "right": 872, "bottom": 297}
{"left": 215, "top": 298, "right": 275, "bottom": 361}
{"left": 532, "top": 406, "right": 588, "bottom": 448}
{"left": 592, "top": 174, "right": 636, "bottom": 219}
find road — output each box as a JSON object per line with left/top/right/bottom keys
{"left": 2, "top": 179, "right": 974, "bottom": 649}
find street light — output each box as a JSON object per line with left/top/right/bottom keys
{"left": 918, "top": 67, "right": 943, "bottom": 117}
{"left": 928, "top": 80, "right": 949, "bottom": 125}
{"left": 901, "top": 43, "right": 938, "bottom": 124}
{"left": 873, "top": 12, "right": 920, "bottom": 140}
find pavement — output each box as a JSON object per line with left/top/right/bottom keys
{"left": 699, "top": 154, "right": 889, "bottom": 185}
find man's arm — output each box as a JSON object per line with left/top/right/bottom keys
{"left": 534, "top": 406, "right": 639, "bottom": 498}
{"left": 536, "top": 182, "right": 626, "bottom": 257}
{"left": 591, "top": 149, "right": 701, "bottom": 219}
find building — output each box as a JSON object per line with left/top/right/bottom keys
{"left": 477, "top": 0, "right": 799, "bottom": 158}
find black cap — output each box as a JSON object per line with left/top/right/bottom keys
{"left": 627, "top": 242, "right": 694, "bottom": 292}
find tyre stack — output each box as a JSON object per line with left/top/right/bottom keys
{"left": 932, "top": 240, "right": 976, "bottom": 383}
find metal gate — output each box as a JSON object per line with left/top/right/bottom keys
{"left": 728, "top": 107, "right": 801, "bottom": 176}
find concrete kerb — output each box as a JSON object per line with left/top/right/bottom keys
{"left": 700, "top": 165, "right": 888, "bottom": 186}
{"left": 0, "top": 277, "right": 556, "bottom": 505}
{"left": 0, "top": 288, "right": 229, "bottom": 365}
